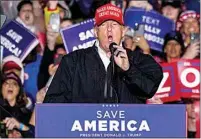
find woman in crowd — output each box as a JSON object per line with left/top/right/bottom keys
{"left": 0, "top": 72, "right": 34, "bottom": 138}
{"left": 177, "top": 10, "right": 200, "bottom": 59}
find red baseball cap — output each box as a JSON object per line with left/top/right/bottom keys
{"left": 3, "top": 61, "right": 22, "bottom": 71}
{"left": 94, "top": 3, "right": 124, "bottom": 26}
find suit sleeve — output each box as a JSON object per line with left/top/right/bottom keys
{"left": 43, "top": 56, "right": 74, "bottom": 103}
{"left": 124, "top": 51, "right": 163, "bottom": 99}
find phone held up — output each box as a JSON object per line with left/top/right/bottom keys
{"left": 127, "top": 23, "right": 145, "bottom": 37}
{"left": 190, "top": 33, "right": 200, "bottom": 45}
{"left": 54, "top": 54, "right": 63, "bottom": 65}
{"left": 49, "top": 13, "right": 60, "bottom": 33}
{"left": 134, "top": 23, "right": 144, "bottom": 36}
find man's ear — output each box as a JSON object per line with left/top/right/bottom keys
{"left": 93, "top": 27, "right": 98, "bottom": 38}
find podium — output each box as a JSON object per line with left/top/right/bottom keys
{"left": 35, "top": 104, "right": 187, "bottom": 138}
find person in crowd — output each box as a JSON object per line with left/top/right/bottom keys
{"left": 44, "top": 0, "right": 71, "bottom": 26}
{"left": 15, "top": 0, "right": 44, "bottom": 105}
{"left": 16, "top": 0, "right": 35, "bottom": 33}
{"left": 37, "top": 17, "right": 72, "bottom": 90}
{"left": 124, "top": 27, "right": 150, "bottom": 54}
{"left": 177, "top": 10, "right": 200, "bottom": 59}
{"left": 43, "top": 3, "right": 163, "bottom": 103}
{"left": 2, "top": 55, "right": 33, "bottom": 109}
{"left": 37, "top": 0, "right": 73, "bottom": 90}
{"left": 177, "top": 10, "right": 200, "bottom": 46}
{"left": 161, "top": 0, "right": 182, "bottom": 23}
{"left": 127, "top": 0, "right": 153, "bottom": 11}
{"left": 16, "top": 0, "right": 45, "bottom": 60}
{"left": 162, "top": 31, "right": 185, "bottom": 63}
{"left": 2, "top": 56, "right": 24, "bottom": 84}
{"left": 16, "top": 0, "right": 46, "bottom": 48}
{"left": 23, "top": 52, "right": 43, "bottom": 104}
{"left": 44, "top": 0, "right": 72, "bottom": 45}
{"left": 0, "top": 72, "right": 33, "bottom": 138}
{"left": 186, "top": 100, "right": 197, "bottom": 138}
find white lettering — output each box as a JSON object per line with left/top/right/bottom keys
{"left": 99, "top": 120, "right": 107, "bottom": 131}
{"left": 1, "top": 35, "right": 22, "bottom": 57}
{"left": 139, "top": 120, "right": 150, "bottom": 131}
{"left": 121, "top": 120, "right": 125, "bottom": 131}
{"left": 127, "top": 120, "right": 137, "bottom": 131}
{"left": 144, "top": 33, "right": 164, "bottom": 45}
{"left": 180, "top": 68, "right": 200, "bottom": 88}
{"left": 144, "top": 25, "right": 161, "bottom": 34}
{"left": 84, "top": 121, "right": 96, "bottom": 131}
{"left": 6, "top": 29, "right": 22, "bottom": 43}
{"left": 71, "top": 120, "right": 82, "bottom": 131}
{"left": 97, "top": 111, "right": 102, "bottom": 118}
{"left": 156, "top": 72, "right": 170, "bottom": 93}
{"left": 142, "top": 16, "right": 160, "bottom": 26}
{"left": 96, "top": 110, "right": 125, "bottom": 119}
{"left": 78, "top": 29, "right": 94, "bottom": 41}
{"left": 72, "top": 39, "right": 95, "bottom": 52}
{"left": 71, "top": 120, "right": 150, "bottom": 132}
{"left": 109, "top": 120, "right": 119, "bottom": 131}
{"left": 119, "top": 111, "right": 125, "bottom": 119}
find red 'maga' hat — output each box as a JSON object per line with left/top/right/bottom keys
{"left": 94, "top": 3, "right": 124, "bottom": 26}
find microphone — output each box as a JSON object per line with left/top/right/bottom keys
{"left": 109, "top": 42, "right": 117, "bottom": 55}
{"left": 109, "top": 42, "right": 123, "bottom": 57}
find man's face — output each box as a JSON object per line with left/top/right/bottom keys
{"left": 182, "top": 17, "right": 200, "bottom": 36}
{"left": 19, "top": 4, "right": 34, "bottom": 26}
{"left": 94, "top": 20, "right": 125, "bottom": 52}
{"left": 164, "top": 40, "right": 182, "bottom": 59}
{"left": 162, "top": 6, "right": 180, "bottom": 22}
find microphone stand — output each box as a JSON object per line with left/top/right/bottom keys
{"left": 110, "top": 48, "right": 115, "bottom": 99}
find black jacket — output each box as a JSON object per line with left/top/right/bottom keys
{"left": 44, "top": 45, "right": 163, "bottom": 103}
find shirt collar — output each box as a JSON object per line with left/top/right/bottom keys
{"left": 95, "top": 40, "right": 110, "bottom": 70}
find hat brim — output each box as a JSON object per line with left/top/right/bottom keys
{"left": 3, "top": 61, "right": 22, "bottom": 71}
{"left": 2, "top": 73, "right": 22, "bottom": 87}
{"left": 95, "top": 18, "right": 124, "bottom": 26}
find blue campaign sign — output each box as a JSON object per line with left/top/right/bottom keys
{"left": 124, "top": 7, "right": 175, "bottom": 52}
{"left": 35, "top": 104, "right": 186, "bottom": 138}
{"left": 60, "top": 19, "right": 96, "bottom": 53}
{"left": 0, "top": 20, "right": 38, "bottom": 61}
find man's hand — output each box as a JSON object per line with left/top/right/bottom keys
{"left": 46, "top": 24, "right": 59, "bottom": 51}
{"left": 107, "top": 45, "right": 130, "bottom": 71}
{"left": 133, "top": 35, "right": 150, "bottom": 54}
